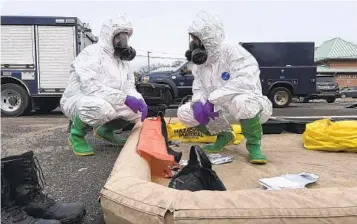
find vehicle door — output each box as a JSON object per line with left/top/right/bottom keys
{"left": 174, "top": 62, "right": 194, "bottom": 98}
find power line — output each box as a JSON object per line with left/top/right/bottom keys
{"left": 136, "top": 54, "right": 185, "bottom": 60}
{"left": 135, "top": 48, "right": 184, "bottom": 56}
{"left": 146, "top": 51, "right": 184, "bottom": 56}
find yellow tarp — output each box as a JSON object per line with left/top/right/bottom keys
{"left": 166, "top": 122, "right": 244, "bottom": 145}
{"left": 303, "top": 118, "right": 357, "bottom": 152}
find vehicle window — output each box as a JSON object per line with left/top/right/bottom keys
{"left": 317, "top": 76, "right": 335, "bottom": 82}
{"left": 182, "top": 62, "right": 193, "bottom": 74}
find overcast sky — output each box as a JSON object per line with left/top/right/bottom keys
{"left": 2, "top": 0, "right": 357, "bottom": 71}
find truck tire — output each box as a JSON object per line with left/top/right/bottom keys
{"left": 163, "top": 90, "right": 173, "bottom": 106}
{"left": 1, "top": 83, "right": 30, "bottom": 117}
{"left": 326, "top": 97, "right": 336, "bottom": 103}
{"left": 269, "top": 87, "right": 292, "bottom": 108}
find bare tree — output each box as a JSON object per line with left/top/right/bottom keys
{"left": 172, "top": 60, "right": 185, "bottom": 67}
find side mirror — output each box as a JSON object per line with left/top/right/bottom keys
{"left": 180, "top": 69, "right": 186, "bottom": 76}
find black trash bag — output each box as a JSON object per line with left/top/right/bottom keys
{"left": 168, "top": 145, "right": 226, "bottom": 191}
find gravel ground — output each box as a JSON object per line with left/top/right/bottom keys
{"left": 1, "top": 115, "right": 127, "bottom": 224}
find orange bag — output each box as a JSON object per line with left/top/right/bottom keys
{"left": 137, "top": 113, "right": 182, "bottom": 178}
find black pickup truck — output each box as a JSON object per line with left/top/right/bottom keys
{"left": 140, "top": 42, "right": 317, "bottom": 108}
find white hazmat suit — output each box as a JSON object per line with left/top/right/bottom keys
{"left": 178, "top": 11, "right": 273, "bottom": 127}
{"left": 60, "top": 14, "right": 145, "bottom": 156}
{"left": 60, "top": 15, "right": 143, "bottom": 128}
{"left": 177, "top": 11, "right": 272, "bottom": 164}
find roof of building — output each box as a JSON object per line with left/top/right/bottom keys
{"left": 317, "top": 65, "right": 357, "bottom": 73}
{"left": 314, "top": 37, "right": 357, "bottom": 62}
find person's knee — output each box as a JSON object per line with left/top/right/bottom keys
{"left": 177, "top": 103, "right": 197, "bottom": 127}
{"left": 177, "top": 104, "right": 189, "bottom": 121}
{"left": 111, "top": 103, "right": 141, "bottom": 123}
{"left": 119, "top": 110, "right": 141, "bottom": 123}
{"left": 77, "top": 97, "right": 116, "bottom": 126}
{"left": 228, "top": 95, "right": 262, "bottom": 120}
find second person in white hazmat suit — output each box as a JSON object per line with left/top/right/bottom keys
{"left": 60, "top": 14, "right": 148, "bottom": 156}
{"left": 178, "top": 11, "right": 273, "bottom": 164}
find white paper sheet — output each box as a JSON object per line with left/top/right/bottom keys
{"left": 259, "top": 172, "right": 319, "bottom": 190}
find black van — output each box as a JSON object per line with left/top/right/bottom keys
{"left": 241, "top": 42, "right": 317, "bottom": 108}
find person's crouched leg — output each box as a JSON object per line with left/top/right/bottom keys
{"left": 94, "top": 118, "right": 130, "bottom": 146}
{"left": 71, "top": 96, "right": 119, "bottom": 155}
{"left": 200, "top": 128, "right": 235, "bottom": 153}
{"left": 93, "top": 99, "right": 141, "bottom": 146}
{"left": 228, "top": 94, "right": 271, "bottom": 164}
{"left": 240, "top": 114, "right": 267, "bottom": 164}
{"left": 68, "top": 116, "right": 94, "bottom": 156}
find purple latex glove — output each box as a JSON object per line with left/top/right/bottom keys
{"left": 138, "top": 102, "right": 148, "bottom": 122}
{"left": 204, "top": 101, "right": 219, "bottom": 120}
{"left": 125, "top": 95, "right": 148, "bottom": 122}
{"left": 192, "top": 102, "right": 210, "bottom": 125}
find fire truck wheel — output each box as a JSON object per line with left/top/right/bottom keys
{"left": 1, "top": 83, "right": 30, "bottom": 117}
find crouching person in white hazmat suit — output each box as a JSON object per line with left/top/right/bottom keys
{"left": 60, "top": 14, "right": 148, "bottom": 156}
{"left": 177, "top": 11, "right": 273, "bottom": 164}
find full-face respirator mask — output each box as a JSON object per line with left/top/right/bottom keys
{"left": 113, "top": 32, "right": 136, "bottom": 61}
{"left": 185, "top": 34, "right": 207, "bottom": 65}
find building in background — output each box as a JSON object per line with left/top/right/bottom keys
{"left": 315, "top": 37, "right": 357, "bottom": 87}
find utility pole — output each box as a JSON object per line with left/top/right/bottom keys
{"left": 147, "top": 51, "right": 151, "bottom": 72}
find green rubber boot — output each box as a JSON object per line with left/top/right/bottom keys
{"left": 69, "top": 116, "right": 95, "bottom": 156}
{"left": 94, "top": 118, "right": 130, "bottom": 146}
{"left": 195, "top": 125, "right": 235, "bottom": 153}
{"left": 240, "top": 115, "right": 267, "bottom": 164}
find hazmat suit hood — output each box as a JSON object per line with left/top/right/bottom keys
{"left": 188, "top": 11, "right": 225, "bottom": 59}
{"left": 98, "top": 14, "right": 133, "bottom": 55}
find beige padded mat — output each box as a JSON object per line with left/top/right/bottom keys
{"left": 100, "top": 123, "right": 357, "bottom": 224}
{"left": 153, "top": 133, "right": 357, "bottom": 190}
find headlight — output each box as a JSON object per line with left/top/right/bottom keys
{"left": 142, "top": 76, "right": 149, "bottom": 83}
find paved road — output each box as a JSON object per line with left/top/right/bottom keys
{"left": 1, "top": 98, "right": 356, "bottom": 224}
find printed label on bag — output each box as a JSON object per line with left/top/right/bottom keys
{"left": 167, "top": 122, "right": 245, "bottom": 145}
{"left": 174, "top": 127, "right": 204, "bottom": 139}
